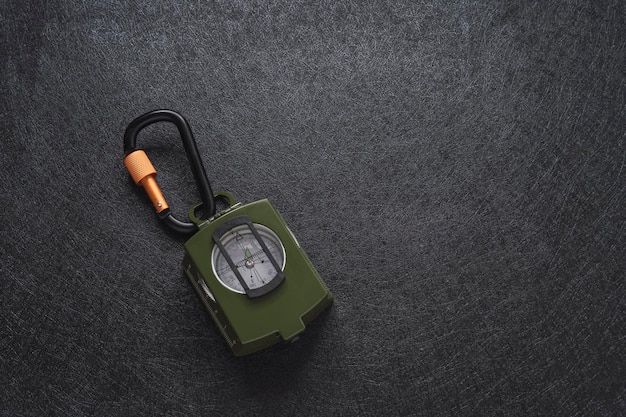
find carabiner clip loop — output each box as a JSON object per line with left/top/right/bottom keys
{"left": 123, "top": 109, "right": 216, "bottom": 234}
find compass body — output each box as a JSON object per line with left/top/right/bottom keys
{"left": 182, "top": 197, "right": 333, "bottom": 356}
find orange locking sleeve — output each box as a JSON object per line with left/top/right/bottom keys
{"left": 124, "top": 150, "right": 169, "bottom": 213}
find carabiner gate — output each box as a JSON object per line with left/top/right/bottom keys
{"left": 123, "top": 109, "right": 216, "bottom": 234}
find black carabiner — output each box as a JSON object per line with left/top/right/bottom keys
{"left": 123, "top": 109, "right": 216, "bottom": 234}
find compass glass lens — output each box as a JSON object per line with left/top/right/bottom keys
{"left": 211, "top": 223, "right": 286, "bottom": 293}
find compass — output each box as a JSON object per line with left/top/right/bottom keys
{"left": 211, "top": 217, "right": 286, "bottom": 297}
{"left": 123, "top": 109, "right": 333, "bottom": 356}
{"left": 183, "top": 197, "right": 333, "bottom": 356}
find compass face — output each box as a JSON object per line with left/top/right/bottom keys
{"left": 211, "top": 222, "right": 286, "bottom": 295}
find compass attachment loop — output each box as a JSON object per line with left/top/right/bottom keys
{"left": 123, "top": 109, "right": 216, "bottom": 234}
{"left": 188, "top": 191, "right": 238, "bottom": 226}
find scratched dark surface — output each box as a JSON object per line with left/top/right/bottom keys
{"left": 1, "top": 1, "right": 624, "bottom": 416}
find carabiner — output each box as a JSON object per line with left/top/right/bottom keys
{"left": 123, "top": 109, "right": 216, "bottom": 233}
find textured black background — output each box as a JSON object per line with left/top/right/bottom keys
{"left": 1, "top": 1, "right": 624, "bottom": 415}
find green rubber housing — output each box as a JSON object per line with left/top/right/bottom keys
{"left": 182, "top": 198, "right": 333, "bottom": 356}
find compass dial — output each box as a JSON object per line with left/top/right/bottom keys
{"left": 211, "top": 223, "right": 286, "bottom": 294}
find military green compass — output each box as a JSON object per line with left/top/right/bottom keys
{"left": 123, "top": 110, "right": 333, "bottom": 356}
